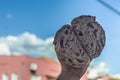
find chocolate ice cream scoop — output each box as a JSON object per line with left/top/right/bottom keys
{"left": 53, "top": 15, "right": 106, "bottom": 80}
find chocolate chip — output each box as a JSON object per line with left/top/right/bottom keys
{"left": 75, "top": 53, "right": 80, "bottom": 56}
{"left": 94, "top": 29, "right": 98, "bottom": 38}
{"left": 71, "top": 38, "right": 75, "bottom": 42}
{"left": 64, "top": 30, "right": 68, "bottom": 35}
{"left": 68, "top": 58, "right": 73, "bottom": 63}
{"left": 100, "top": 39, "right": 105, "bottom": 47}
{"left": 91, "top": 42, "right": 93, "bottom": 47}
{"left": 76, "top": 58, "right": 84, "bottom": 63}
{"left": 97, "top": 43, "right": 101, "bottom": 52}
{"left": 87, "top": 22, "right": 94, "bottom": 29}
{"left": 85, "top": 44, "right": 88, "bottom": 47}
{"left": 67, "top": 27, "right": 70, "bottom": 29}
{"left": 72, "top": 63, "right": 75, "bottom": 66}
{"left": 95, "top": 42, "right": 101, "bottom": 53}
{"left": 60, "top": 39, "right": 64, "bottom": 48}
{"left": 79, "top": 31, "right": 83, "bottom": 36}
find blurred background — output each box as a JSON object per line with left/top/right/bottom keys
{"left": 0, "top": 0, "right": 120, "bottom": 80}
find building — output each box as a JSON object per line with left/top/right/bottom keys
{"left": 0, "top": 55, "right": 61, "bottom": 80}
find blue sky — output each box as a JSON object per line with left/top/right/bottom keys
{"left": 0, "top": 0, "right": 120, "bottom": 74}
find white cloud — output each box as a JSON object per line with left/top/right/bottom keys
{"left": 96, "top": 62, "right": 109, "bottom": 75}
{"left": 87, "top": 68, "right": 98, "bottom": 79}
{"left": 89, "top": 61, "right": 109, "bottom": 75}
{"left": 0, "top": 43, "right": 10, "bottom": 55}
{"left": 0, "top": 32, "right": 57, "bottom": 60}
{"left": 88, "top": 61, "right": 109, "bottom": 79}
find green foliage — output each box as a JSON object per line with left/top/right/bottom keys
{"left": 109, "top": 78, "right": 120, "bottom": 80}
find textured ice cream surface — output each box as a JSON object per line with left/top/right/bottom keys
{"left": 53, "top": 15, "right": 106, "bottom": 68}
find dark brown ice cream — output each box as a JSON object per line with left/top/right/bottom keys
{"left": 53, "top": 15, "right": 106, "bottom": 80}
